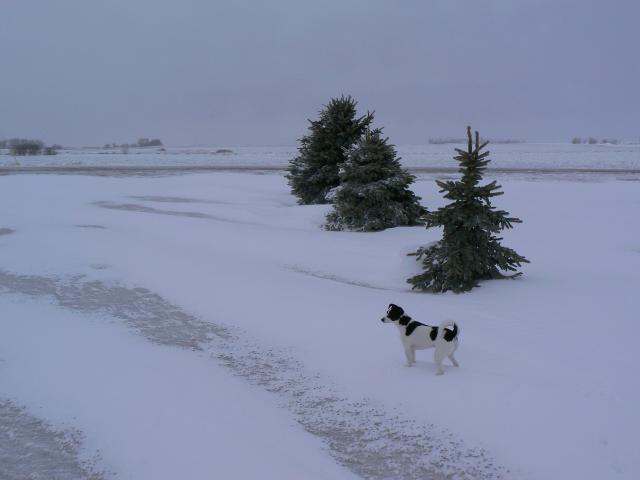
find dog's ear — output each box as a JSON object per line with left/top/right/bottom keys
{"left": 387, "top": 304, "right": 404, "bottom": 320}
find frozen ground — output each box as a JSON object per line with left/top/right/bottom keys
{"left": 1, "top": 143, "right": 639, "bottom": 173}
{"left": 0, "top": 171, "right": 639, "bottom": 479}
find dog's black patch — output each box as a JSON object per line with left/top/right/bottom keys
{"left": 429, "top": 327, "right": 438, "bottom": 341}
{"left": 405, "top": 320, "right": 425, "bottom": 336}
{"left": 398, "top": 315, "right": 411, "bottom": 326}
{"left": 443, "top": 323, "right": 458, "bottom": 342}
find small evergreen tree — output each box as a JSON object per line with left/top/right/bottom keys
{"left": 287, "top": 95, "right": 373, "bottom": 204}
{"left": 407, "top": 127, "right": 529, "bottom": 293}
{"left": 325, "top": 128, "right": 424, "bottom": 231}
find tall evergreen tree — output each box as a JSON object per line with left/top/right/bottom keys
{"left": 407, "top": 127, "right": 529, "bottom": 293}
{"left": 287, "top": 95, "right": 373, "bottom": 204}
{"left": 325, "top": 128, "right": 424, "bottom": 231}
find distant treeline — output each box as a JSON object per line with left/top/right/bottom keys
{"left": 104, "top": 138, "right": 163, "bottom": 150}
{"left": 0, "top": 138, "right": 61, "bottom": 155}
{"left": 571, "top": 137, "right": 619, "bottom": 145}
{"left": 428, "top": 138, "right": 524, "bottom": 145}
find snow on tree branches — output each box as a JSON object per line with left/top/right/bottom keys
{"left": 325, "top": 128, "right": 424, "bottom": 231}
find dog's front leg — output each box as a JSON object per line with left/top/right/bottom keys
{"left": 403, "top": 345, "right": 414, "bottom": 367}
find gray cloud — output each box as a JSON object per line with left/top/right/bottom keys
{"left": 1, "top": 0, "right": 638, "bottom": 146}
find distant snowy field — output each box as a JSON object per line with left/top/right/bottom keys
{"left": 1, "top": 142, "right": 640, "bottom": 171}
{"left": 1, "top": 170, "right": 639, "bottom": 479}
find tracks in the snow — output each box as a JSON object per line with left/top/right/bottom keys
{"left": 0, "top": 269, "right": 508, "bottom": 480}
{"left": 0, "top": 398, "right": 107, "bottom": 480}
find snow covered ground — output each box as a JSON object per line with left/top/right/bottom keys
{"left": 1, "top": 142, "right": 640, "bottom": 171}
{"left": 0, "top": 170, "right": 639, "bottom": 479}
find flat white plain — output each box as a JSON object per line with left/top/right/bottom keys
{"left": 0, "top": 166, "right": 638, "bottom": 479}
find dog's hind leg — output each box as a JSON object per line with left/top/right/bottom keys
{"left": 448, "top": 352, "right": 459, "bottom": 367}
{"left": 434, "top": 347, "right": 446, "bottom": 375}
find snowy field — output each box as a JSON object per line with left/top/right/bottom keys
{"left": 1, "top": 170, "right": 639, "bottom": 479}
{"left": 1, "top": 143, "right": 640, "bottom": 172}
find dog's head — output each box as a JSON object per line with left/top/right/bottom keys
{"left": 381, "top": 303, "right": 404, "bottom": 323}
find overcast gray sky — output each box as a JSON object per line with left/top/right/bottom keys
{"left": 1, "top": 0, "right": 638, "bottom": 146}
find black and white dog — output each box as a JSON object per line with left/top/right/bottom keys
{"left": 381, "top": 304, "right": 459, "bottom": 375}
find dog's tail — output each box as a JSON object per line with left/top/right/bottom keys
{"left": 438, "top": 319, "right": 458, "bottom": 342}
